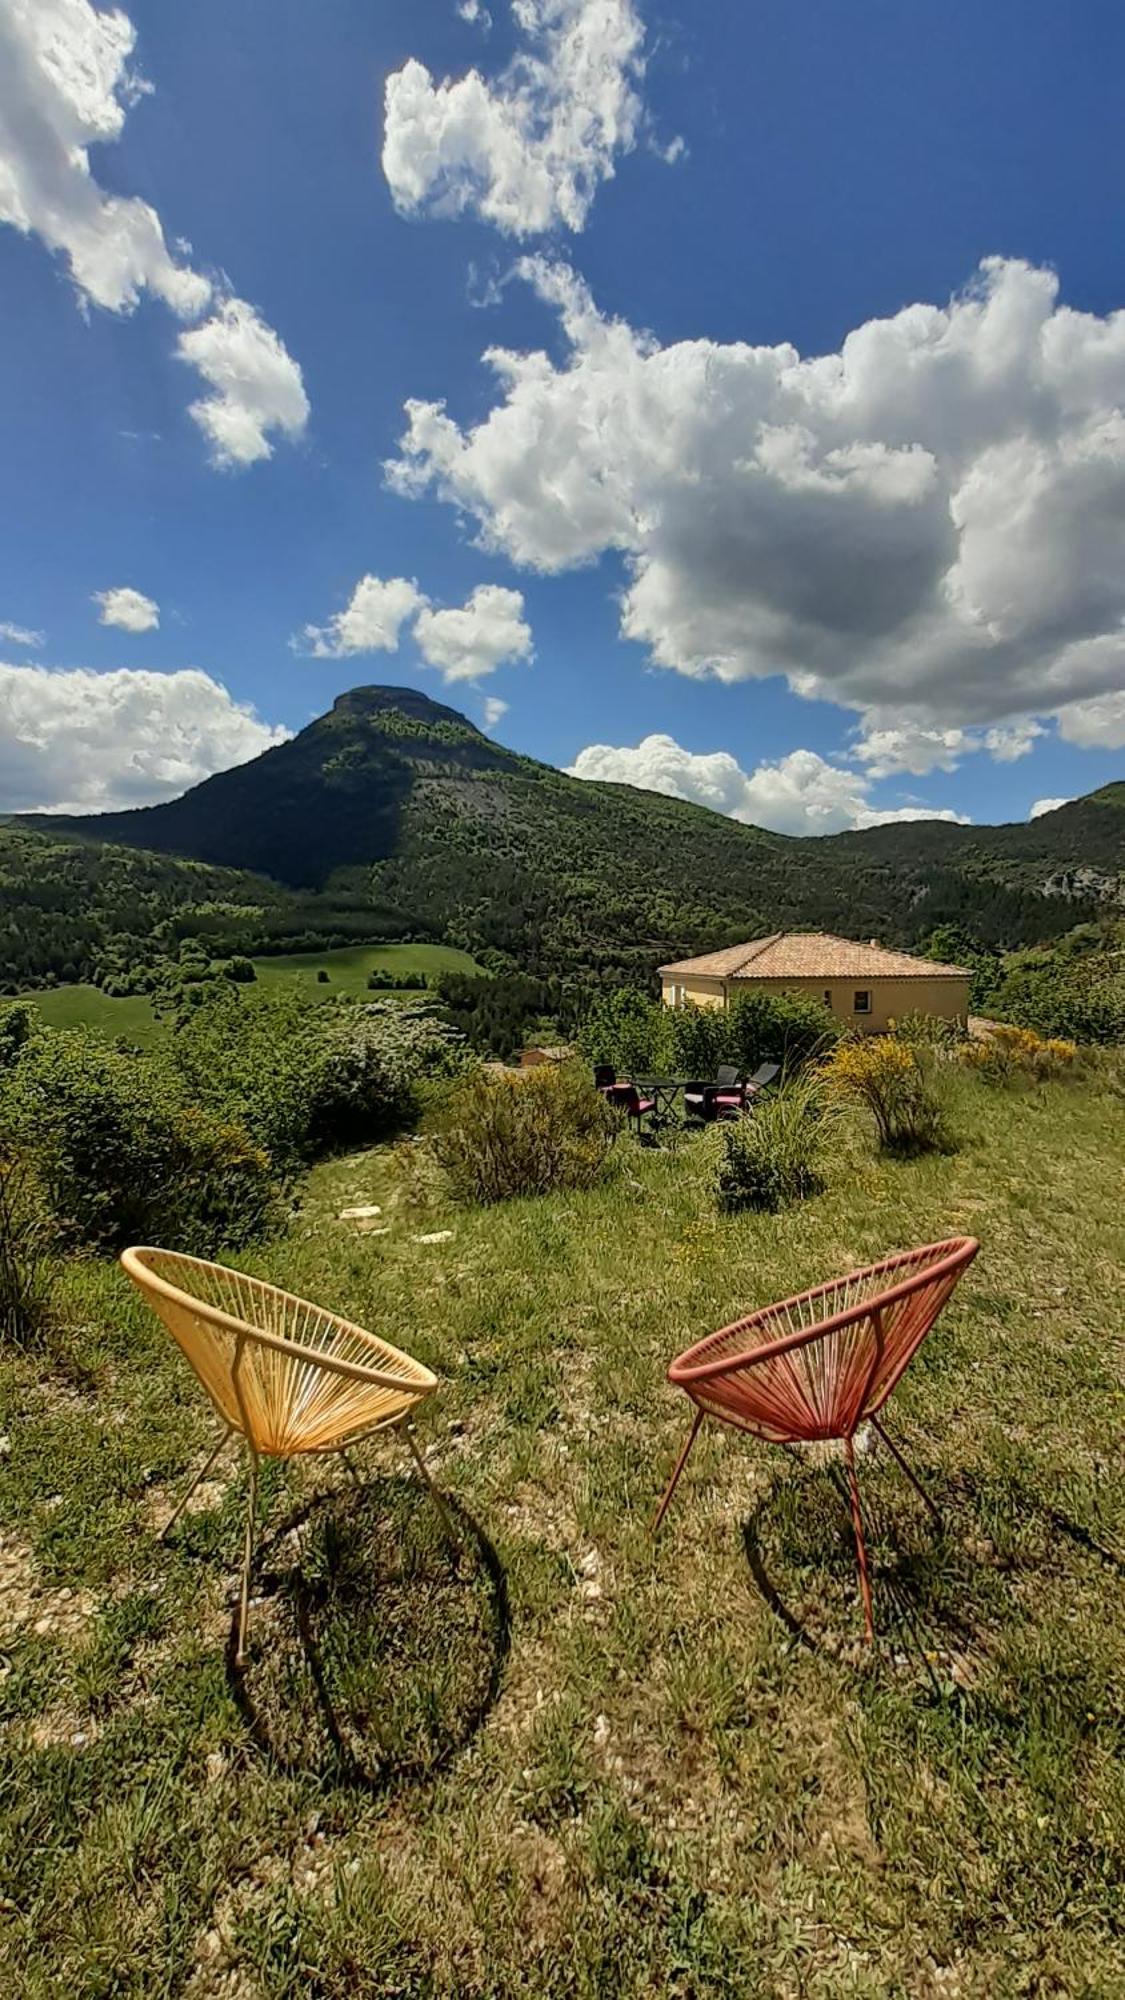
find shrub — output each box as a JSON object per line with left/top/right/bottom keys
{"left": 958, "top": 1023, "right": 1079, "bottom": 1085}
{"left": 727, "top": 990, "right": 841, "bottom": 1073}
{"left": 438, "top": 972, "right": 572, "bottom": 1056}
{"left": 891, "top": 1010, "right": 967, "bottom": 1052}
{"left": 1, "top": 1032, "right": 281, "bottom": 1254}
{"left": 368, "top": 969, "right": 428, "bottom": 991}
{"left": 317, "top": 968, "right": 330, "bottom": 984}
{"left": 577, "top": 988, "right": 671, "bottom": 1076}
{"left": 433, "top": 1063, "right": 616, "bottom": 1205}
{"left": 667, "top": 1002, "right": 731, "bottom": 1081}
{"left": 581, "top": 984, "right": 838, "bottom": 1085}
{"left": 0, "top": 1001, "right": 41, "bottom": 1072}
{"left": 715, "top": 1071, "right": 830, "bottom": 1213}
{"left": 0, "top": 1150, "right": 54, "bottom": 1346}
{"left": 169, "top": 992, "right": 469, "bottom": 1169}
{"left": 825, "top": 1036, "right": 954, "bottom": 1155}
{"left": 987, "top": 953, "right": 1125, "bottom": 1044}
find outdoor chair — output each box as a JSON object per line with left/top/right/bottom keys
{"left": 743, "top": 1061, "right": 781, "bottom": 1098}
{"left": 121, "top": 1246, "right": 449, "bottom": 1664}
{"left": 682, "top": 1078, "right": 712, "bottom": 1121}
{"left": 593, "top": 1064, "right": 617, "bottom": 1091}
{"left": 603, "top": 1081, "right": 655, "bottom": 1134}
{"left": 684, "top": 1065, "right": 743, "bottom": 1122}
{"left": 710, "top": 1064, "right": 745, "bottom": 1119}
{"left": 653, "top": 1237, "right": 980, "bottom": 1641}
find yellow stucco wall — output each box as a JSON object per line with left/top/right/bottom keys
{"left": 660, "top": 975, "right": 727, "bottom": 1011}
{"left": 661, "top": 972, "right": 970, "bottom": 1032}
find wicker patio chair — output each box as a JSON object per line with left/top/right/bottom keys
{"left": 653, "top": 1237, "right": 979, "bottom": 1641}
{"left": 121, "top": 1246, "right": 448, "bottom": 1663}
{"left": 603, "top": 1081, "right": 656, "bottom": 1135}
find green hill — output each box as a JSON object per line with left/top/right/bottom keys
{"left": 6, "top": 687, "right": 1124, "bottom": 990}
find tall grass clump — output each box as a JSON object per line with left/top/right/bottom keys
{"left": 715, "top": 1071, "right": 830, "bottom": 1213}
{"left": 433, "top": 1063, "right": 617, "bottom": 1205}
{"left": 825, "top": 1036, "right": 955, "bottom": 1156}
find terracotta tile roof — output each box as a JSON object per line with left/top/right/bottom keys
{"left": 659, "top": 932, "right": 971, "bottom": 980}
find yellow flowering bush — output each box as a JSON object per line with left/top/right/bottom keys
{"left": 959, "top": 1024, "right": 1079, "bottom": 1084}
{"left": 825, "top": 1035, "right": 954, "bottom": 1154}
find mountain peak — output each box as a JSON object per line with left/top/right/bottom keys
{"left": 328, "top": 684, "right": 478, "bottom": 732}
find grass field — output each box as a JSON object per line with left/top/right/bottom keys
{"left": 1, "top": 1072, "right": 1122, "bottom": 1995}
{"left": 12, "top": 984, "right": 163, "bottom": 1045}
{"left": 20, "top": 942, "right": 482, "bottom": 1044}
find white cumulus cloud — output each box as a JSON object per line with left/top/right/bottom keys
{"left": 566, "top": 733, "right": 969, "bottom": 837}
{"left": 415, "top": 583, "right": 533, "bottom": 682}
{"left": 0, "top": 0, "right": 307, "bottom": 470}
{"left": 482, "top": 694, "right": 508, "bottom": 728}
{"left": 383, "top": 0, "right": 646, "bottom": 237}
{"left": 1029, "top": 797, "right": 1073, "bottom": 819}
{"left": 854, "top": 714, "right": 1043, "bottom": 778}
{"left": 93, "top": 585, "right": 159, "bottom": 633}
{"left": 1054, "top": 690, "right": 1125, "bottom": 750}
{"left": 0, "top": 620, "right": 44, "bottom": 649}
{"left": 299, "top": 575, "right": 427, "bottom": 658}
{"left": 389, "top": 256, "right": 1125, "bottom": 751}
{"left": 0, "top": 663, "right": 288, "bottom": 813}
{"left": 177, "top": 298, "right": 310, "bottom": 469}
{"left": 0, "top": 0, "right": 210, "bottom": 316}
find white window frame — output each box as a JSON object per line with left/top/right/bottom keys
{"left": 853, "top": 989, "right": 872, "bottom": 1015}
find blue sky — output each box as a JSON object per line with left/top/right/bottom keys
{"left": 1, "top": 0, "right": 1123, "bottom": 831}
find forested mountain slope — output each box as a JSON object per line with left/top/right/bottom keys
{"left": 7, "top": 688, "right": 1124, "bottom": 988}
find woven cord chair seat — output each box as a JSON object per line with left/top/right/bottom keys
{"left": 656, "top": 1237, "right": 979, "bottom": 1641}
{"left": 669, "top": 1238, "right": 977, "bottom": 1444}
{"left": 122, "top": 1247, "right": 448, "bottom": 1665}
{"left": 122, "top": 1247, "right": 437, "bottom": 1456}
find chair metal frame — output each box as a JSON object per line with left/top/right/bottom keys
{"left": 653, "top": 1237, "right": 979, "bottom": 1641}
{"left": 122, "top": 1247, "right": 450, "bottom": 1664}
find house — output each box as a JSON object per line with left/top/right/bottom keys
{"left": 659, "top": 932, "right": 971, "bottom": 1033}
{"left": 518, "top": 1044, "right": 576, "bottom": 1069}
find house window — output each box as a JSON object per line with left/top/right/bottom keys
{"left": 823, "top": 990, "right": 832, "bottom": 1008}
{"left": 676, "top": 984, "right": 686, "bottom": 1008}
{"left": 853, "top": 989, "right": 872, "bottom": 1015}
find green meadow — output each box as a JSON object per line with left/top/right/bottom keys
{"left": 19, "top": 941, "right": 482, "bottom": 1044}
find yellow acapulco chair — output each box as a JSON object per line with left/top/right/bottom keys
{"left": 121, "top": 1246, "right": 450, "bottom": 1663}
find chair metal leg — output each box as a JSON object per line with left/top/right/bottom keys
{"left": 403, "top": 1422, "right": 457, "bottom": 1545}
{"left": 652, "top": 1408, "right": 704, "bottom": 1535}
{"left": 869, "top": 1414, "right": 943, "bottom": 1529}
{"left": 844, "top": 1433, "right": 875, "bottom": 1644}
{"left": 235, "top": 1448, "right": 259, "bottom": 1668}
{"left": 159, "top": 1427, "right": 231, "bottom": 1542}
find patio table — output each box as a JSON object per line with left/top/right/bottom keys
{"left": 632, "top": 1078, "right": 687, "bottom": 1121}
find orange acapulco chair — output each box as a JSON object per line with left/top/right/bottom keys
{"left": 121, "top": 1247, "right": 451, "bottom": 1664}
{"left": 653, "top": 1237, "right": 979, "bottom": 1642}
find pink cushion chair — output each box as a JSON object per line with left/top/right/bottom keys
{"left": 654, "top": 1237, "right": 980, "bottom": 1640}
{"left": 603, "top": 1082, "right": 655, "bottom": 1133}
